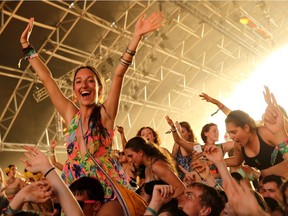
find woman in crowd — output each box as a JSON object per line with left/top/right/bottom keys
{"left": 2, "top": 164, "right": 26, "bottom": 200}
{"left": 172, "top": 121, "right": 197, "bottom": 180}
{"left": 124, "top": 136, "right": 185, "bottom": 203}
{"left": 200, "top": 88, "right": 288, "bottom": 179}
{"left": 20, "top": 12, "right": 163, "bottom": 215}
{"left": 201, "top": 123, "right": 234, "bottom": 183}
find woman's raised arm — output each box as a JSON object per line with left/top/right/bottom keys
{"left": 20, "top": 18, "right": 78, "bottom": 124}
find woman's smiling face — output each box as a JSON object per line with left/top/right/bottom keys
{"left": 73, "top": 68, "right": 101, "bottom": 106}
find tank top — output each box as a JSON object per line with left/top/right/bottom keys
{"left": 241, "top": 129, "right": 283, "bottom": 170}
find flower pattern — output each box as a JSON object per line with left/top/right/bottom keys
{"left": 62, "top": 111, "right": 131, "bottom": 201}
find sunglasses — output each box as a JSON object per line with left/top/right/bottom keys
{"left": 119, "top": 152, "right": 125, "bottom": 156}
{"left": 77, "top": 200, "right": 96, "bottom": 208}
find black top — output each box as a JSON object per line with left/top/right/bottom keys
{"left": 241, "top": 129, "right": 283, "bottom": 170}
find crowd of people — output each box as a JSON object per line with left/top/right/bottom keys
{"left": 1, "top": 12, "right": 288, "bottom": 216}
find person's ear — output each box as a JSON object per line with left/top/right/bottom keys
{"left": 93, "top": 201, "right": 102, "bottom": 212}
{"left": 98, "top": 86, "right": 103, "bottom": 96}
{"left": 244, "top": 124, "right": 250, "bottom": 132}
{"left": 199, "top": 206, "right": 211, "bottom": 216}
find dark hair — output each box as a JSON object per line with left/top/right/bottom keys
{"left": 225, "top": 110, "right": 256, "bottom": 132}
{"left": 5, "top": 164, "right": 15, "bottom": 176}
{"left": 69, "top": 176, "right": 104, "bottom": 203}
{"left": 179, "top": 121, "right": 196, "bottom": 142}
{"left": 264, "top": 197, "right": 285, "bottom": 214}
{"left": 231, "top": 172, "right": 244, "bottom": 182}
{"left": 189, "top": 182, "right": 225, "bottom": 216}
{"left": 262, "top": 174, "right": 284, "bottom": 188}
{"left": 0, "top": 195, "right": 9, "bottom": 212}
{"left": 73, "top": 66, "right": 103, "bottom": 91}
{"left": 201, "top": 123, "right": 217, "bottom": 143}
{"left": 14, "top": 211, "right": 41, "bottom": 216}
{"left": 125, "top": 136, "right": 176, "bottom": 173}
{"left": 136, "top": 126, "right": 161, "bottom": 145}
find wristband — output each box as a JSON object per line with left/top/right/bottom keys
{"left": 277, "top": 139, "right": 288, "bottom": 155}
{"left": 146, "top": 207, "right": 158, "bottom": 216}
{"left": 44, "top": 167, "right": 55, "bottom": 177}
{"left": 4, "top": 205, "right": 20, "bottom": 215}
{"left": 271, "top": 139, "right": 288, "bottom": 165}
{"left": 126, "top": 48, "right": 136, "bottom": 56}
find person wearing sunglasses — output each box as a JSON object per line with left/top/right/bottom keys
{"left": 69, "top": 176, "right": 104, "bottom": 216}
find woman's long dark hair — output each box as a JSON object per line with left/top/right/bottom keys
{"left": 125, "top": 136, "right": 177, "bottom": 173}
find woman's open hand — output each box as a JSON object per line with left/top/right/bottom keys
{"left": 20, "top": 17, "right": 34, "bottom": 46}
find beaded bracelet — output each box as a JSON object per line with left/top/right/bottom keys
{"left": 126, "top": 47, "right": 136, "bottom": 56}
{"left": 146, "top": 207, "right": 158, "bottom": 216}
{"left": 119, "top": 56, "right": 132, "bottom": 67}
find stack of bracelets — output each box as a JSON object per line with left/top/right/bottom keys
{"left": 119, "top": 47, "right": 136, "bottom": 67}
{"left": 18, "top": 43, "right": 38, "bottom": 68}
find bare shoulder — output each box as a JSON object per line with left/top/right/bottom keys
{"left": 257, "top": 126, "right": 277, "bottom": 145}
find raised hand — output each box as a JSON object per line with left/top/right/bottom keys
{"left": 263, "top": 86, "right": 284, "bottom": 135}
{"left": 116, "top": 125, "right": 124, "bottom": 134}
{"left": 21, "top": 146, "right": 52, "bottom": 175}
{"left": 223, "top": 180, "right": 269, "bottom": 216}
{"left": 199, "top": 93, "right": 216, "bottom": 104}
{"left": 21, "top": 180, "right": 53, "bottom": 203}
{"left": 203, "top": 145, "right": 224, "bottom": 165}
{"left": 165, "top": 115, "right": 174, "bottom": 127}
{"left": 133, "top": 12, "right": 164, "bottom": 37}
{"left": 20, "top": 17, "right": 34, "bottom": 45}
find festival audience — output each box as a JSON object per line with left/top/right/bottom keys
{"left": 7, "top": 10, "right": 288, "bottom": 216}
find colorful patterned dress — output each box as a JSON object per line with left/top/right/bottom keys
{"left": 62, "top": 110, "right": 131, "bottom": 202}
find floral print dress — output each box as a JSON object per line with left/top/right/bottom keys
{"left": 62, "top": 111, "right": 131, "bottom": 202}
